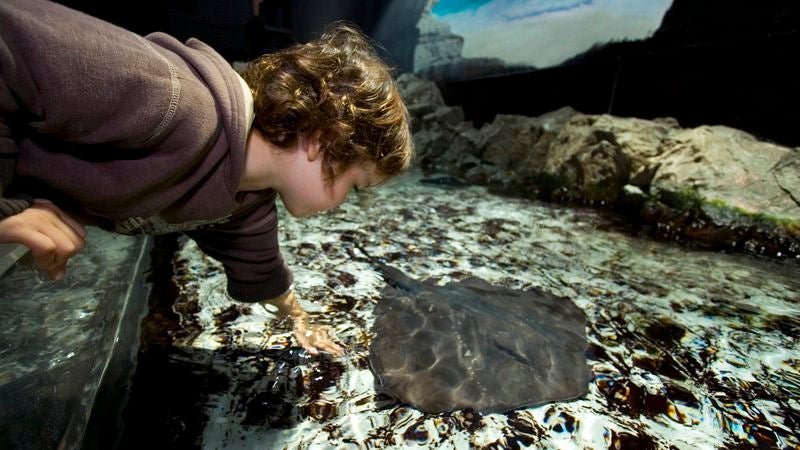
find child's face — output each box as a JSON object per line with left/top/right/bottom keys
{"left": 278, "top": 136, "right": 383, "bottom": 218}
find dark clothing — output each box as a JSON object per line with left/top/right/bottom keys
{"left": 0, "top": 0, "right": 292, "bottom": 301}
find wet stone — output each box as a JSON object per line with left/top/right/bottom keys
{"left": 644, "top": 317, "right": 686, "bottom": 347}
{"left": 402, "top": 421, "right": 430, "bottom": 444}
{"left": 335, "top": 271, "right": 358, "bottom": 287}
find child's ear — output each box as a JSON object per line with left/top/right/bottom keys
{"left": 304, "top": 132, "right": 323, "bottom": 162}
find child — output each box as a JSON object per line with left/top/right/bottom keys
{"left": 0, "top": 0, "right": 413, "bottom": 356}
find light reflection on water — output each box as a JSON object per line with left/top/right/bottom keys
{"left": 136, "top": 171, "right": 797, "bottom": 449}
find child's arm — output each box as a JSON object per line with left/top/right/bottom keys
{"left": 185, "top": 197, "right": 344, "bottom": 356}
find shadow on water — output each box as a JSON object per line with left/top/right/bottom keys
{"left": 118, "top": 235, "right": 350, "bottom": 449}
{"left": 119, "top": 234, "right": 219, "bottom": 449}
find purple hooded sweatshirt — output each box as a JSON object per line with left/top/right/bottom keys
{"left": 0, "top": 0, "right": 292, "bottom": 301}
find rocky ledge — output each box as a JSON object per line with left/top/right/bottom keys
{"left": 397, "top": 74, "right": 800, "bottom": 259}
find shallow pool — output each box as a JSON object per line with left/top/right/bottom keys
{"left": 122, "top": 170, "right": 799, "bottom": 449}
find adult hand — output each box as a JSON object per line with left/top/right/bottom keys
{"left": 261, "top": 288, "right": 345, "bottom": 356}
{"left": 0, "top": 199, "right": 87, "bottom": 280}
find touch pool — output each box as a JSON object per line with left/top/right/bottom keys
{"left": 121, "top": 170, "right": 799, "bottom": 449}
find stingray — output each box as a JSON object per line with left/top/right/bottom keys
{"left": 368, "top": 264, "right": 590, "bottom": 414}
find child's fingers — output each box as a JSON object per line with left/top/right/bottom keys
{"left": 0, "top": 204, "right": 85, "bottom": 281}
{"left": 12, "top": 204, "right": 86, "bottom": 278}
{"left": 313, "top": 326, "right": 345, "bottom": 356}
{"left": 28, "top": 232, "right": 73, "bottom": 281}
{"left": 293, "top": 326, "right": 346, "bottom": 356}
{"left": 40, "top": 234, "right": 73, "bottom": 279}
{"left": 33, "top": 214, "right": 84, "bottom": 273}
{"left": 34, "top": 199, "right": 87, "bottom": 240}
{"left": 296, "top": 335, "right": 319, "bottom": 355}
{"left": 19, "top": 230, "right": 64, "bottom": 279}
{"left": 307, "top": 327, "right": 345, "bottom": 356}
{"left": 318, "top": 340, "right": 345, "bottom": 356}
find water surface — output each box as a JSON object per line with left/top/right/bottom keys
{"left": 130, "top": 170, "right": 799, "bottom": 449}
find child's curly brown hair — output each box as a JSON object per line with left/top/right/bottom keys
{"left": 241, "top": 22, "right": 413, "bottom": 182}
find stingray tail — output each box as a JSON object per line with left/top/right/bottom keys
{"left": 355, "top": 244, "right": 423, "bottom": 294}
{"left": 375, "top": 263, "right": 424, "bottom": 294}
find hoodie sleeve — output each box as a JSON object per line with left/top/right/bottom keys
{"left": 0, "top": 4, "right": 30, "bottom": 218}
{"left": 0, "top": 0, "right": 218, "bottom": 219}
{"left": 0, "top": 0, "right": 184, "bottom": 148}
{"left": 0, "top": 76, "right": 31, "bottom": 218}
{"left": 0, "top": 159, "right": 33, "bottom": 219}
{"left": 185, "top": 195, "right": 294, "bottom": 303}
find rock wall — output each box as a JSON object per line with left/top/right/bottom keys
{"left": 398, "top": 74, "right": 800, "bottom": 258}
{"left": 413, "top": 9, "right": 463, "bottom": 70}
{"left": 411, "top": 2, "right": 533, "bottom": 81}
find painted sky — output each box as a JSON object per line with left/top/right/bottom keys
{"left": 431, "top": 0, "right": 673, "bottom": 68}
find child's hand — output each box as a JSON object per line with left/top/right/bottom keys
{"left": 0, "top": 199, "right": 86, "bottom": 280}
{"left": 291, "top": 313, "right": 344, "bottom": 357}
{"left": 261, "top": 289, "right": 345, "bottom": 356}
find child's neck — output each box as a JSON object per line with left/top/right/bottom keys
{"left": 238, "top": 128, "right": 280, "bottom": 192}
